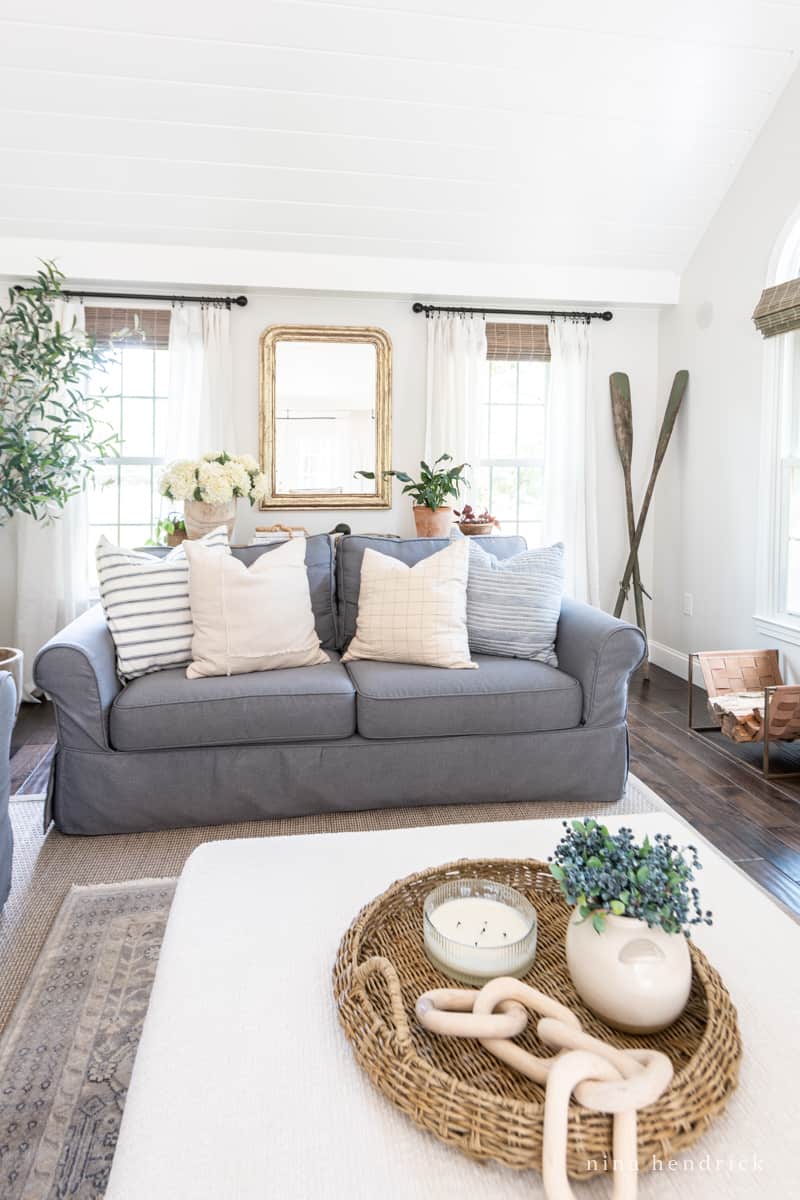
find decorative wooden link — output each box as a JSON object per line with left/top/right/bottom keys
{"left": 416, "top": 978, "right": 673, "bottom": 1200}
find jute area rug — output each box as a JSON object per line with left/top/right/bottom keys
{"left": 0, "top": 782, "right": 663, "bottom": 1199}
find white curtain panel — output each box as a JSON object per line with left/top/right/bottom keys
{"left": 165, "top": 305, "right": 235, "bottom": 459}
{"left": 14, "top": 299, "right": 91, "bottom": 699}
{"left": 542, "top": 319, "right": 600, "bottom": 606}
{"left": 424, "top": 314, "right": 488, "bottom": 501}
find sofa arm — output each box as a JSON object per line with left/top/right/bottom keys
{"left": 555, "top": 597, "right": 646, "bottom": 727}
{"left": 34, "top": 604, "right": 121, "bottom": 751}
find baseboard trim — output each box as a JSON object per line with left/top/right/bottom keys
{"left": 648, "top": 639, "right": 705, "bottom": 687}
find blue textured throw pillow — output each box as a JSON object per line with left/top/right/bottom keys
{"left": 466, "top": 541, "right": 565, "bottom": 665}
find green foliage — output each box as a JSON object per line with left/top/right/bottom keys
{"left": 355, "top": 453, "right": 469, "bottom": 511}
{"left": 0, "top": 260, "right": 117, "bottom": 523}
{"left": 548, "top": 818, "right": 713, "bottom": 936}
{"left": 146, "top": 513, "right": 187, "bottom": 546}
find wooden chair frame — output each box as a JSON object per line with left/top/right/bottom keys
{"left": 687, "top": 650, "right": 800, "bottom": 780}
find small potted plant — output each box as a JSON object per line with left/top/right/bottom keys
{"left": 151, "top": 513, "right": 187, "bottom": 548}
{"left": 355, "top": 454, "right": 469, "bottom": 537}
{"left": 454, "top": 504, "right": 500, "bottom": 536}
{"left": 549, "top": 819, "right": 713, "bottom": 1033}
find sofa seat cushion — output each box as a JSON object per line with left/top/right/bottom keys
{"left": 110, "top": 653, "right": 355, "bottom": 751}
{"left": 345, "top": 655, "right": 582, "bottom": 740}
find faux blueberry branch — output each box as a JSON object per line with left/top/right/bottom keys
{"left": 548, "top": 819, "right": 713, "bottom": 936}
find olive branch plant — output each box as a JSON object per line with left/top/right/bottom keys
{"left": 0, "top": 260, "right": 118, "bottom": 524}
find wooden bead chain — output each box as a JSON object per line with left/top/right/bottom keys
{"left": 416, "top": 978, "right": 673, "bottom": 1200}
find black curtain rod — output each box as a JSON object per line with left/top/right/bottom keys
{"left": 412, "top": 302, "right": 612, "bottom": 322}
{"left": 14, "top": 285, "right": 248, "bottom": 309}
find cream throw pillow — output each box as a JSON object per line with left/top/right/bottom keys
{"left": 342, "top": 539, "right": 476, "bottom": 669}
{"left": 184, "top": 537, "right": 329, "bottom": 678}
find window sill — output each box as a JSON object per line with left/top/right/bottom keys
{"left": 753, "top": 613, "right": 800, "bottom": 647}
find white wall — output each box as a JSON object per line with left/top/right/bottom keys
{"left": 0, "top": 283, "right": 661, "bottom": 644}
{"left": 652, "top": 65, "right": 800, "bottom": 677}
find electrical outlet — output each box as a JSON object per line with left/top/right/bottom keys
{"left": 682, "top": 593, "right": 693, "bottom": 617}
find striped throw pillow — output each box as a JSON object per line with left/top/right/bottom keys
{"left": 467, "top": 541, "right": 564, "bottom": 666}
{"left": 96, "top": 527, "right": 229, "bottom": 680}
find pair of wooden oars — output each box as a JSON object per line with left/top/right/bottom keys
{"left": 609, "top": 370, "right": 689, "bottom": 679}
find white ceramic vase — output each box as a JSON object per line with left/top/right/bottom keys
{"left": 0, "top": 648, "right": 23, "bottom": 719}
{"left": 565, "top": 906, "right": 692, "bottom": 1033}
{"left": 183, "top": 499, "right": 237, "bottom": 541}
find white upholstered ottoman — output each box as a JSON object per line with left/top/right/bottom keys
{"left": 106, "top": 809, "right": 798, "bottom": 1199}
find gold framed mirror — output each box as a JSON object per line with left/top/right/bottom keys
{"left": 259, "top": 325, "right": 392, "bottom": 509}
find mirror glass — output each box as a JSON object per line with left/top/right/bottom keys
{"left": 260, "top": 326, "right": 392, "bottom": 509}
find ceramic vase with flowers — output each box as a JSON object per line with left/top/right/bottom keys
{"left": 159, "top": 453, "right": 270, "bottom": 541}
{"left": 549, "top": 819, "right": 713, "bottom": 1033}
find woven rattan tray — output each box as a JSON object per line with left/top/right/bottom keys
{"left": 333, "top": 857, "right": 742, "bottom": 1179}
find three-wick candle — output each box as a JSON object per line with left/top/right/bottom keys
{"left": 423, "top": 878, "right": 538, "bottom": 986}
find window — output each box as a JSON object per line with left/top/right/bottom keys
{"left": 775, "top": 329, "right": 800, "bottom": 616}
{"left": 85, "top": 307, "right": 171, "bottom": 558}
{"left": 475, "top": 323, "right": 549, "bottom": 542}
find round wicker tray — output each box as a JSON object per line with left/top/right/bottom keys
{"left": 332, "top": 857, "right": 742, "bottom": 1179}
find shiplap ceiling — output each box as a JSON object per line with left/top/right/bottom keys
{"left": 0, "top": 0, "right": 799, "bottom": 274}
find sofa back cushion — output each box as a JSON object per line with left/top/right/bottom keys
{"left": 336, "top": 534, "right": 526, "bottom": 648}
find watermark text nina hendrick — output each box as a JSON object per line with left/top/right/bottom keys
{"left": 586, "top": 1152, "right": 764, "bottom": 1174}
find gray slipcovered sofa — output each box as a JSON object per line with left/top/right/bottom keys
{"left": 1, "top": 671, "right": 14, "bottom": 903}
{"left": 34, "top": 535, "right": 645, "bottom": 835}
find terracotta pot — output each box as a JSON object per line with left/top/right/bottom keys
{"left": 165, "top": 531, "right": 187, "bottom": 548}
{"left": 458, "top": 522, "right": 495, "bottom": 537}
{"left": 0, "top": 648, "right": 23, "bottom": 718}
{"left": 565, "top": 906, "right": 692, "bottom": 1033}
{"left": 413, "top": 505, "right": 453, "bottom": 538}
{"left": 183, "top": 499, "right": 237, "bottom": 541}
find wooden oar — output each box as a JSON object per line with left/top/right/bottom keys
{"left": 610, "top": 372, "right": 648, "bottom": 676}
{"left": 613, "top": 370, "right": 689, "bottom": 620}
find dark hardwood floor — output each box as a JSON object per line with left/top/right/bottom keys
{"left": 629, "top": 665, "right": 800, "bottom": 916}
{"left": 10, "top": 700, "right": 56, "bottom": 796}
{"left": 8, "top": 665, "right": 800, "bottom": 914}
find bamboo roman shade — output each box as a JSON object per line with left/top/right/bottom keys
{"left": 485, "top": 322, "right": 551, "bottom": 362}
{"left": 84, "top": 306, "right": 171, "bottom": 349}
{"left": 752, "top": 279, "right": 800, "bottom": 339}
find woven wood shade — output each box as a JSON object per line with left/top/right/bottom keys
{"left": 752, "top": 278, "right": 800, "bottom": 338}
{"left": 84, "top": 306, "right": 171, "bottom": 349}
{"left": 486, "top": 322, "right": 551, "bottom": 362}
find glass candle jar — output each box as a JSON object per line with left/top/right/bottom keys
{"left": 423, "top": 877, "right": 538, "bottom": 986}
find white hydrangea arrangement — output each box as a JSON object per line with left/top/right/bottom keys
{"left": 159, "top": 452, "right": 270, "bottom": 507}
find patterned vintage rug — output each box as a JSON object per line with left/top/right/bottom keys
{"left": 0, "top": 779, "right": 663, "bottom": 1198}
{"left": 0, "top": 879, "right": 176, "bottom": 1198}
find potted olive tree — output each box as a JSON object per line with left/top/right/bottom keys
{"left": 356, "top": 454, "right": 469, "bottom": 537}
{"left": 0, "top": 260, "right": 114, "bottom": 727}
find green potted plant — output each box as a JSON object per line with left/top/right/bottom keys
{"left": 549, "top": 819, "right": 713, "bottom": 1033}
{"left": 0, "top": 260, "right": 115, "bottom": 724}
{"left": 355, "top": 454, "right": 469, "bottom": 537}
{"left": 148, "top": 513, "right": 187, "bottom": 548}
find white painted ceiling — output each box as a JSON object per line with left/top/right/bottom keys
{"left": 0, "top": 0, "right": 798, "bottom": 274}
